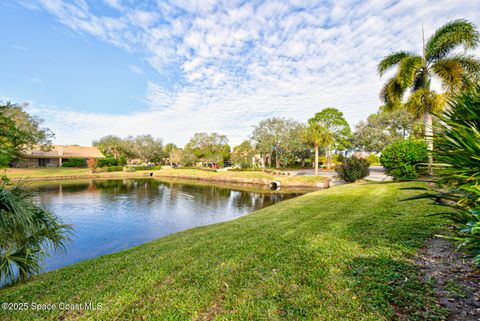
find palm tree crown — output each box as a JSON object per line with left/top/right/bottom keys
{"left": 378, "top": 19, "right": 480, "bottom": 172}
{"left": 379, "top": 20, "right": 479, "bottom": 111}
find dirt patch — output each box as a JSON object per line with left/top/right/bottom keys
{"left": 416, "top": 235, "right": 480, "bottom": 320}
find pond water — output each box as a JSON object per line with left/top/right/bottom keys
{"left": 30, "top": 178, "right": 306, "bottom": 271}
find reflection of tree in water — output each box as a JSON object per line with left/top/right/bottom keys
{"left": 32, "top": 179, "right": 303, "bottom": 212}
{"left": 230, "top": 192, "right": 301, "bottom": 210}
{"left": 166, "top": 182, "right": 232, "bottom": 208}
{"left": 92, "top": 179, "right": 166, "bottom": 205}
{"left": 33, "top": 183, "right": 91, "bottom": 194}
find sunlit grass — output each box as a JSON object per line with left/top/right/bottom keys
{"left": 0, "top": 182, "right": 448, "bottom": 320}
{"left": 3, "top": 167, "right": 327, "bottom": 187}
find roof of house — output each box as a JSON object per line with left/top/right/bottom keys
{"left": 23, "top": 145, "right": 105, "bottom": 159}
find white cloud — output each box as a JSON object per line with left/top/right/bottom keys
{"left": 128, "top": 64, "right": 143, "bottom": 74}
{"left": 18, "top": 0, "right": 480, "bottom": 146}
{"left": 103, "top": 0, "right": 122, "bottom": 11}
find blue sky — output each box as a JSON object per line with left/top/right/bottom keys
{"left": 1, "top": 0, "right": 480, "bottom": 146}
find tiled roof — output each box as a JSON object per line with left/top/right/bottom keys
{"left": 23, "top": 145, "right": 105, "bottom": 158}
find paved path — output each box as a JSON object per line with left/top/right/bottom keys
{"left": 286, "top": 166, "right": 392, "bottom": 182}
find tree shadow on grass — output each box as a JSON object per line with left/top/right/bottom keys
{"left": 344, "top": 255, "right": 447, "bottom": 321}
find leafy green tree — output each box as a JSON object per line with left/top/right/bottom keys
{"left": 129, "top": 135, "right": 164, "bottom": 164}
{"left": 231, "top": 140, "right": 256, "bottom": 168}
{"left": 378, "top": 19, "right": 480, "bottom": 172}
{"left": 0, "top": 103, "right": 54, "bottom": 167}
{"left": 163, "top": 143, "right": 177, "bottom": 164}
{"left": 92, "top": 135, "right": 125, "bottom": 159}
{"left": 308, "top": 108, "right": 351, "bottom": 169}
{"left": 163, "top": 143, "right": 178, "bottom": 165}
{"left": 251, "top": 117, "right": 304, "bottom": 169}
{"left": 168, "top": 147, "right": 183, "bottom": 166}
{"left": 184, "top": 133, "right": 229, "bottom": 166}
{"left": 353, "top": 108, "right": 421, "bottom": 153}
{"left": 0, "top": 179, "right": 71, "bottom": 284}
{"left": 282, "top": 123, "right": 309, "bottom": 168}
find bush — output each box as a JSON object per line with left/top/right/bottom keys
{"left": 95, "top": 166, "right": 124, "bottom": 173}
{"left": 97, "top": 157, "right": 118, "bottom": 167}
{"left": 335, "top": 153, "right": 345, "bottom": 164}
{"left": 380, "top": 139, "right": 427, "bottom": 180}
{"left": 0, "top": 179, "right": 72, "bottom": 283}
{"left": 366, "top": 154, "right": 380, "bottom": 166}
{"left": 432, "top": 85, "right": 480, "bottom": 264}
{"left": 62, "top": 158, "right": 87, "bottom": 168}
{"left": 406, "top": 86, "right": 480, "bottom": 265}
{"left": 335, "top": 156, "right": 370, "bottom": 183}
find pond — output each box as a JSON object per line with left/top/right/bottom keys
{"left": 30, "top": 178, "right": 308, "bottom": 271}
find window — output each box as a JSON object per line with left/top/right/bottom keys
{"left": 39, "top": 158, "right": 50, "bottom": 167}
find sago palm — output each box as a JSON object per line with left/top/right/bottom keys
{"left": 378, "top": 19, "right": 480, "bottom": 172}
{"left": 0, "top": 179, "right": 72, "bottom": 284}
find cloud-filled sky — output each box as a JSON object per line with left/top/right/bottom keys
{"left": 1, "top": 0, "right": 480, "bottom": 147}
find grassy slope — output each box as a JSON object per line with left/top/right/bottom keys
{"left": 3, "top": 167, "right": 327, "bottom": 187}
{"left": 0, "top": 182, "right": 447, "bottom": 320}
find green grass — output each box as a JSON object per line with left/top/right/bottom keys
{"left": 152, "top": 168, "right": 327, "bottom": 187}
{"left": 3, "top": 167, "right": 327, "bottom": 187}
{"left": 0, "top": 182, "right": 448, "bottom": 320}
{"left": 3, "top": 167, "right": 92, "bottom": 178}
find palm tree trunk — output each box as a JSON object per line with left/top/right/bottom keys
{"left": 314, "top": 145, "right": 319, "bottom": 176}
{"left": 424, "top": 111, "right": 433, "bottom": 174}
{"left": 326, "top": 147, "right": 332, "bottom": 170}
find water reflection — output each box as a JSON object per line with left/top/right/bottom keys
{"left": 30, "top": 179, "right": 303, "bottom": 271}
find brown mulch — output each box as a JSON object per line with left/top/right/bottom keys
{"left": 416, "top": 235, "right": 480, "bottom": 320}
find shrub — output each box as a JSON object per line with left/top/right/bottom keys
{"left": 335, "top": 153, "right": 346, "bottom": 164}
{"left": 380, "top": 139, "right": 427, "bottom": 180}
{"left": 62, "top": 158, "right": 87, "bottom": 167}
{"left": 95, "top": 166, "right": 124, "bottom": 173}
{"left": 407, "top": 85, "right": 480, "bottom": 264}
{"left": 433, "top": 85, "right": 480, "bottom": 263}
{"left": 366, "top": 154, "right": 380, "bottom": 166}
{"left": 0, "top": 179, "right": 72, "bottom": 284}
{"left": 335, "top": 156, "right": 370, "bottom": 183}
{"left": 97, "top": 157, "right": 118, "bottom": 167}
{"left": 86, "top": 158, "right": 97, "bottom": 173}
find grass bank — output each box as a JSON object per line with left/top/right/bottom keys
{"left": 0, "top": 182, "right": 448, "bottom": 320}
{"left": 3, "top": 167, "right": 327, "bottom": 187}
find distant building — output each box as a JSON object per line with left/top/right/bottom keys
{"left": 11, "top": 145, "right": 104, "bottom": 167}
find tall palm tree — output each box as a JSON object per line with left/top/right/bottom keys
{"left": 303, "top": 123, "right": 332, "bottom": 176}
{"left": 378, "top": 19, "right": 480, "bottom": 172}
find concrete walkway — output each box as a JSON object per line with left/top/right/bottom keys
{"left": 286, "top": 166, "right": 392, "bottom": 182}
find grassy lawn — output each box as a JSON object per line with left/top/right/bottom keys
{"left": 0, "top": 182, "right": 447, "bottom": 320}
{"left": 3, "top": 167, "right": 92, "bottom": 178}
{"left": 3, "top": 167, "right": 327, "bottom": 187}
{"left": 153, "top": 168, "right": 327, "bottom": 187}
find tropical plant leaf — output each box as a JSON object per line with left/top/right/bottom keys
{"left": 426, "top": 19, "right": 480, "bottom": 61}
{"left": 377, "top": 51, "right": 415, "bottom": 76}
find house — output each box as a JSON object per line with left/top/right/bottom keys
{"left": 11, "top": 145, "right": 105, "bottom": 167}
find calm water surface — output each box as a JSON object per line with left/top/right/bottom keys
{"left": 30, "top": 178, "right": 305, "bottom": 271}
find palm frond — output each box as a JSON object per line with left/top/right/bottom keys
{"left": 379, "top": 76, "right": 405, "bottom": 109}
{"left": 377, "top": 51, "right": 415, "bottom": 76}
{"left": 405, "top": 89, "right": 445, "bottom": 115}
{"left": 397, "top": 55, "right": 423, "bottom": 87}
{"left": 426, "top": 19, "right": 480, "bottom": 61}
{"left": 431, "top": 58, "right": 464, "bottom": 92}
{"left": 1, "top": 182, "right": 72, "bottom": 283}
